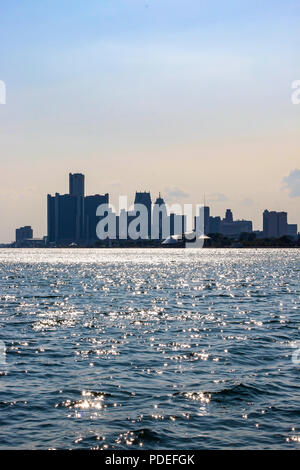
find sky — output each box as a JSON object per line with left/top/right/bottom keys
{"left": 0, "top": 0, "right": 299, "bottom": 242}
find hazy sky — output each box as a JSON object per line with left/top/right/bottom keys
{"left": 0, "top": 0, "right": 299, "bottom": 242}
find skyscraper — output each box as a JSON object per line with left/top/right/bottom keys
{"left": 263, "top": 210, "right": 288, "bottom": 238}
{"left": 69, "top": 173, "right": 85, "bottom": 242}
{"left": 69, "top": 173, "right": 84, "bottom": 198}
{"left": 84, "top": 194, "right": 109, "bottom": 244}
{"left": 134, "top": 192, "right": 152, "bottom": 238}
{"left": 152, "top": 193, "right": 168, "bottom": 240}
{"left": 170, "top": 213, "right": 185, "bottom": 237}
{"left": 209, "top": 216, "right": 221, "bottom": 234}
{"left": 197, "top": 206, "right": 210, "bottom": 235}
{"left": 278, "top": 212, "right": 288, "bottom": 237}
{"left": 16, "top": 226, "right": 33, "bottom": 243}
{"left": 220, "top": 209, "right": 252, "bottom": 236}
{"left": 47, "top": 195, "right": 56, "bottom": 243}
{"left": 225, "top": 209, "right": 233, "bottom": 223}
{"left": 54, "top": 193, "right": 77, "bottom": 245}
{"left": 263, "top": 210, "right": 277, "bottom": 238}
{"left": 47, "top": 172, "right": 114, "bottom": 245}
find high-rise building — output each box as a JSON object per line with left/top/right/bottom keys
{"left": 220, "top": 210, "right": 252, "bottom": 236}
{"left": 134, "top": 192, "right": 152, "bottom": 238}
{"left": 152, "top": 193, "right": 168, "bottom": 240}
{"left": 16, "top": 226, "right": 33, "bottom": 243}
{"left": 195, "top": 206, "right": 210, "bottom": 235}
{"left": 84, "top": 194, "right": 109, "bottom": 244}
{"left": 201, "top": 206, "right": 210, "bottom": 235}
{"left": 170, "top": 213, "right": 185, "bottom": 237}
{"left": 47, "top": 172, "right": 113, "bottom": 245}
{"left": 263, "top": 210, "right": 277, "bottom": 238}
{"left": 225, "top": 209, "right": 233, "bottom": 223}
{"left": 221, "top": 219, "right": 252, "bottom": 236}
{"left": 263, "top": 210, "right": 288, "bottom": 238}
{"left": 209, "top": 216, "right": 221, "bottom": 234}
{"left": 69, "top": 173, "right": 85, "bottom": 242}
{"left": 69, "top": 173, "right": 84, "bottom": 198}
{"left": 48, "top": 192, "right": 77, "bottom": 245}
{"left": 287, "top": 224, "right": 298, "bottom": 238}
{"left": 47, "top": 173, "right": 84, "bottom": 245}
{"left": 278, "top": 212, "right": 288, "bottom": 237}
{"left": 54, "top": 193, "right": 77, "bottom": 245}
{"left": 47, "top": 195, "right": 55, "bottom": 243}
{"left": 154, "top": 193, "right": 164, "bottom": 207}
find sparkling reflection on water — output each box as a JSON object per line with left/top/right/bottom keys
{"left": 0, "top": 248, "right": 299, "bottom": 449}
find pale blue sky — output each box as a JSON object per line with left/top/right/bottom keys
{"left": 0, "top": 0, "right": 299, "bottom": 241}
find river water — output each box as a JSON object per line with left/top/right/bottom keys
{"left": 0, "top": 248, "right": 299, "bottom": 449}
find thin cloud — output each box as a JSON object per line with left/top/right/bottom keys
{"left": 283, "top": 169, "right": 300, "bottom": 198}
{"left": 164, "top": 187, "right": 190, "bottom": 201}
{"left": 206, "top": 192, "right": 228, "bottom": 203}
{"left": 241, "top": 197, "right": 254, "bottom": 206}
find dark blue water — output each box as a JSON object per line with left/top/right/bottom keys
{"left": 0, "top": 248, "right": 299, "bottom": 449}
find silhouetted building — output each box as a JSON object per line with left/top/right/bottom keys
{"left": 225, "top": 209, "right": 233, "bottom": 223}
{"left": 117, "top": 209, "right": 129, "bottom": 240}
{"left": 220, "top": 210, "right": 252, "bottom": 236}
{"left": 84, "top": 194, "right": 109, "bottom": 244}
{"left": 263, "top": 210, "right": 288, "bottom": 238}
{"left": 54, "top": 193, "right": 77, "bottom": 245}
{"left": 48, "top": 173, "right": 87, "bottom": 245}
{"left": 16, "top": 226, "right": 33, "bottom": 243}
{"left": 278, "top": 212, "right": 288, "bottom": 237}
{"left": 48, "top": 193, "right": 77, "bottom": 245}
{"left": 201, "top": 206, "right": 210, "bottom": 235}
{"left": 154, "top": 193, "right": 164, "bottom": 207}
{"left": 69, "top": 173, "right": 84, "bottom": 198}
{"left": 170, "top": 213, "right": 185, "bottom": 236}
{"left": 254, "top": 230, "right": 264, "bottom": 239}
{"left": 134, "top": 191, "right": 152, "bottom": 238}
{"left": 69, "top": 173, "right": 85, "bottom": 242}
{"left": 287, "top": 224, "right": 298, "bottom": 238}
{"left": 17, "top": 238, "right": 45, "bottom": 248}
{"left": 194, "top": 206, "right": 210, "bottom": 235}
{"left": 152, "top": 193, "right": 168, "bottom": 240}
{"left": 47, "top": 195, "right": 56, "bottom": 243}
{"left": 209, "top": 216, "right": 221, "bottom": 234}
{"left": 221, "top": 219, "right": 252, "bottom": 236}
{"left": 263, "top": 210, "right": 277, "bottom": 238}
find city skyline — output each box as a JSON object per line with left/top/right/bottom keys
{"left": 9, "top": 171, "right": 298, "bottom": 248}
{"left": 2, "top": 169, "right": 300, "bottom": 244}
{"left": 1, "top": 169, "right": 300, "bottom": 243}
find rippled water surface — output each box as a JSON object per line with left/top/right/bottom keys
{"left": 0, "top": 248, "right": 299, "bottom": 449}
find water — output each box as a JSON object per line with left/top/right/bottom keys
{"left": 0, "top": 248, "right": 299, "bottom": 449}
